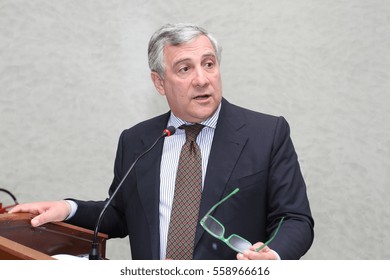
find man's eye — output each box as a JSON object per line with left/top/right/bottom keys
{"left": 179, "top": 66, "right": 189, "bottom": 72}
{"left": 205, "top": 62, "right": 214, "bottom": 68}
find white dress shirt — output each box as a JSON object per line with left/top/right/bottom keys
{"left": 158, "top": 105, "right": 220, "bottom": 259}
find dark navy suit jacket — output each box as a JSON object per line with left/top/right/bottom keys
{"left": 68, "top": 98, "right": 314, "bottom": 260}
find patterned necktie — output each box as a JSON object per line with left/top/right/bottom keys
{"left": 165, "top": 123, "right": 204, "bottom": 260}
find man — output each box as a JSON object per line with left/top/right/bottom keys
{"left": 10, "top": 23, "right": 314, "bottom": 260}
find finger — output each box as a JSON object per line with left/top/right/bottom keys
{"left": 244, "top": 248, "right": 277, "bottom": 260}
{"left": 7, "top": 203, "right": 47, "bottom": 227}
{"left": 8, "top": 204, "right": 23, "bottom": 213}
{"left": 243, "top": 249, "right": 264, "bottom": 260}
{"left": 251, "top": 242, "right": 267, "bottom": 252}
{"left": 30, "top": 213, "right": 52, "bottom": 227}
{"left": 8, "top": 203, "right": 42, "bottom": 215}
{"left": 7, "top": 205, "right": 19, "bottom": 213}
{"left": 251, "top": 242, "right": 264, "bottom": 248}
{"left": 236, "top": 253, "right": 249, "bottom": 260}
{"left": 30, "top": 208, "right": 59, "bottom": 227}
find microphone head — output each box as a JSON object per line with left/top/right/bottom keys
{"left": 163, "top": 126, "right": 176, "bottom": 137}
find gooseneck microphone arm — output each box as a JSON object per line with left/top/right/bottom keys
{"left": 89, "top": 126, "right": 176, "bottom": 260}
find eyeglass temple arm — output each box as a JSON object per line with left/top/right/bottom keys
{"left": 255, "top": 216, "right": 285, "bottom": 252}
{"left": 203, "top": 187, "right": 240, "bottom": 217}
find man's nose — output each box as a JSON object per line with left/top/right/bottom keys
{"left": 192, "top": 68, "right": 209, "bottom": 88}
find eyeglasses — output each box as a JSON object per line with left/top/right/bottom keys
{"left": 200, "top": 187, "right": 284, "bottom": 253}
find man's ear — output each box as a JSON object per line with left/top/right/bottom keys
{"left": 151, "top": 71, "right": 165, "bottom": 96}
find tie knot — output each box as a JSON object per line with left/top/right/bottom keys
{"left": 180, "top": 123, "right": 204, "bottom": 142}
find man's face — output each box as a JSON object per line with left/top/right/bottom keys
{"left": 151, "top": 35, "right": 222, "bottom": 123}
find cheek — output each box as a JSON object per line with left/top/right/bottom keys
{"left": 209, "top": 73, "right": 222, "bottom": 88}
{"left": 173, "top": 82, "right": 193, "bottom": 99}
{"left": 164, "top": 87, "right": 189, "bottom": 109}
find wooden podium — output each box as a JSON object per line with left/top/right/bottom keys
{"left": 0, "top": 213, "right": 107, "bottom": 260}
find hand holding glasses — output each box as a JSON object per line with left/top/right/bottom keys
{"left": 200, "top": 188, "right": 284, "bottom": 254}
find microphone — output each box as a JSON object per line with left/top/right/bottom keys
{"left": 89, "top": 126, "right": 176, "bottom": 260}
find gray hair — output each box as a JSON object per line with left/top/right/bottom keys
{"left": 148, "top": 23, "right": 222, "bottom": 77}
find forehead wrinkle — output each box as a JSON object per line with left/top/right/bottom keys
{"left": 173, "top": 57, "right": 191, "bottom": 68}
{"left": 172, "top": 51, "right": 217, "bottom": 68}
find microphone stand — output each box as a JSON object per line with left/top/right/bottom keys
{"left": 89, "top": 127, "right": 175, "bottom": 260}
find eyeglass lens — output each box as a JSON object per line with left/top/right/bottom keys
{"left": 202, "top": 216, "right": 224, "bottom": 237}
{"left": 227, "top": 235, "right": 252, "bottom": 252}
{"left": 202, "top": 216, "right": 252, "bottom": 253}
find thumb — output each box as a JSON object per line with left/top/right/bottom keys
{"left": 30, "top": 213, "right": 49, "bottom": 227}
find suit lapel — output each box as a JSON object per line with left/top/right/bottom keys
{"left": 195, "top": 99, "right": 248, "bottom": 245}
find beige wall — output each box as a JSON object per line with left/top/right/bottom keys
{"left": 1, "top": 0, "right": 389, "bottom": 259}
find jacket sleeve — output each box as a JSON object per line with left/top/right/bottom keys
{"left": 266, "top": 116, "right": 314, "bottom": 260}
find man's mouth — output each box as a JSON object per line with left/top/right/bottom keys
{"left": 194, "top": 94, "right": 211, "bottom": 100}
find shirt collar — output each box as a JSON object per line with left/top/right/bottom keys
{"left": 167, "top": 102, "right": 221, "bottom": 130}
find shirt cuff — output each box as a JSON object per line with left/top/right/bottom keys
{"left": 64, "top": 200, "right": 78, "bottom": 220}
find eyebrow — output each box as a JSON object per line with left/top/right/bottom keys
{"left": 173, "top": 52, "right": 217, "bottom": 68}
